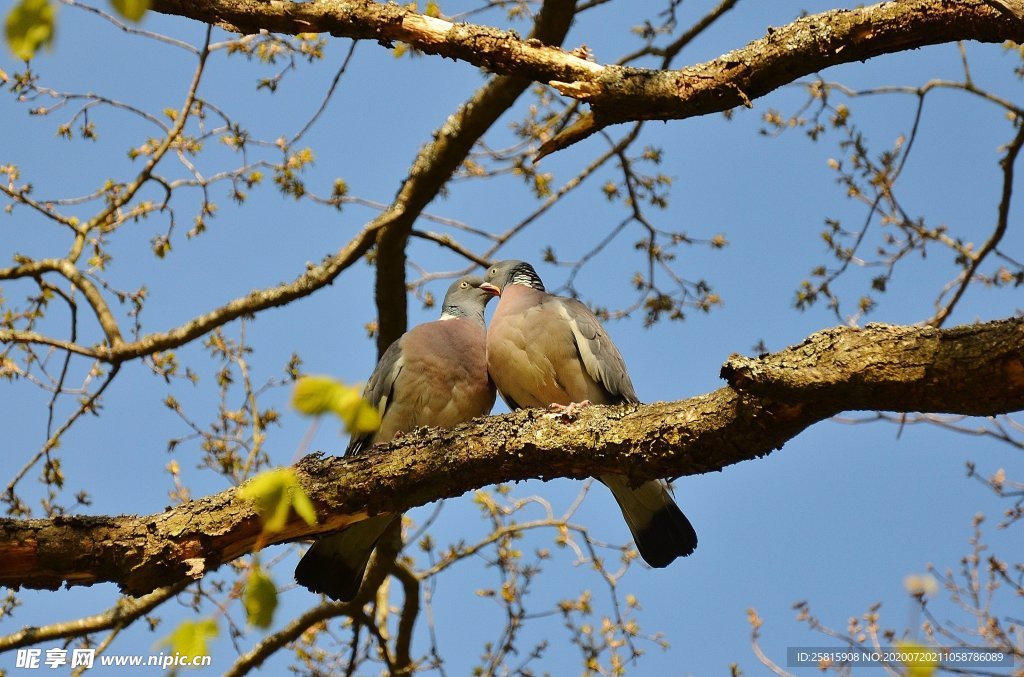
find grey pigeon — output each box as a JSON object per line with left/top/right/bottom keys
{"left": 481, "top": 260, "right": 697, "bottom": 567}
{"left": 295, "top": 275, "right": 496, "bottom": 601}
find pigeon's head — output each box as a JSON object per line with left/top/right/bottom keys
{"left": 481, "top": 260, "right": 545, "bottom": 296}
{"left": 440, "top": 275, "right": 494, "bottom": 320}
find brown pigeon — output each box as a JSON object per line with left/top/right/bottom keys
{"left": 481, "top": 260, "right": 697, "bottom": 567}
{"left": 295, "top": 275, "right": 496, "bottom": 601}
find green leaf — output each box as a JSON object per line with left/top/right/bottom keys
{"left": 161, "top": 618, "right": 218, "bottom": 660}
{"left": 243, "top": 568, "right": 278, "bottom": 629}
{"left": 340, "top": 394, "right": 382, "bottom": 435}
{"left": 237, "top": 468, "right": 317, "bottom": 532}
{"left": 5, "top": 0, "right": 55, "bottom": 61}
{"left": 291, "top": 375, "right": 348, "bottom": 416}
{"left": 290, "top": 484, "right": 318, "bottom": 526}
{"left": 291, "top": 375, "right": 381, "bottom": 435}
{"left": 109, "top": 0, "right": 148, "bottom": 21}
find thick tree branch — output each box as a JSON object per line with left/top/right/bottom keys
{"left": 147, "top": 0, "right": 1024, "bottom": 154}
{"left": 539, "top": 0, "right": 1024, "bottom": 154}
{"left": 1, "top": 318, "right": 1021, "bottom": 596}
{"left": 149, "top": 0, "right": 602, "bottom": 81}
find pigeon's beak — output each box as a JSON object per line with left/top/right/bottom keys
{"left": 480, "top": 282, "right": 501, "bottom": 297}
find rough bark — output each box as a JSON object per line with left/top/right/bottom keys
{"left": 1, "top": 318, "right": 1022, "bottom": 596}
{"left": 147, "top": 0, "right": 1024, "bottom": 154}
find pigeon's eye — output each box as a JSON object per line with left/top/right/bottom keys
{"left": 460, "top": 282, "right": 468, "bottom": 288}
{"left": 489, "top": 267, "right": 497, "bottom": 276}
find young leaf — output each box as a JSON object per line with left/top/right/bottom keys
{"left": 338, "top": 394, "right": 382, "bottom": 435}
{"left": 5, "top": 0, "right": 55, "bottom": 61}
{"left": 109, "top": 0, "right": 148, "bottom": 22}
{"left": 291, "top": 375, "right": 348, "bottom": 416}
{"left": 237, "top": 467, "right": 317, "bottom": 532}
{"left": 291, "top": 375, "right": 381, "bottom": 434}
{"left": 290, "top": 484, "right": 318, "bottom": 526}
{"left": 161, "top": 618, "right": 218, "bottom": 660}
{"left": 243, "top": 568, "right": 278, "bottom": 629}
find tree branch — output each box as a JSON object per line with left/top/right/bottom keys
{"left": 1, "top": 3, "right": 579, "bottom": 365}
{"left": 108, "top": 221, "right": 380, "bottom": 362}
{"left": 1, "top": 318, "right": 1022, "bottom": 596}
{"left": 390, "top": 561, "right": 419, "bottom": 673}
{"left": 8, "top": 0, "right": 1016, "bottom": 364}
{"left": 223, "top": 599, "right": 352, "bottom": 676}
{"left": 539, "top": 0, "right": 1024, "bottom": 154}
{"left": 0, "top": 330, "right": 100, "bottom": 359}
{"left": 372, "top": 0, "right": 577, "bottom": 353}
{"left": 0, "top": 223, "right": 381, "bottom": 363}
{"left": 147, "top": 0, "right": 1024, "bottom": 155}
{"left": 928, "top": 119, "right": 1024, "bottom": 327}
{"left": 0, "top": 581, "right": 188, "bottom": 652}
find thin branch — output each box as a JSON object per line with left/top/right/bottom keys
{"left": 0, "top": 184, "right": 80, "bottom": 232}
{"left": 0, "top": 580, "right": 189, "bottom": 651}
{"left": 104, "top": 221, "right": 381, "bottom": 362}
{"left": 929, "top": 120, "right": 1024, "bottom": 326}
{"left": 62, "top": 0, "right": 200, "bottom": 54}
{"left": 391, "top": 562, "right": 420, "bottom": 674}
{"left": 619, "top": 0, "right": 741, "bottom": 65}
{"left": 410, "top": 230, "right": 491, "bottom": 267}
{"left": 40, "top": 282, "right": 78, "bottom": 440}
{"left": 4, "top": 363, "right": 120, "bottom": 501}
{"left": 0, "top": 330, "right": 99, "bottom": 359}
{"left": 291, "top": 40, "right": 359, "bottom": 146}
{"left": 483, "top": 123, "right": 639, "bottom": 260}
{"left": 0, "top": 258, "right": 122, "bottom": 355}
{"left": 84, "top": 26, "right": 213, "bottom": 237}
{"left": 224, "top": 600, "right": 354, "bottom": 676}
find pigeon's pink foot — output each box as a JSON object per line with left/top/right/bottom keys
{"left": 545, "top": 400, "right": 592, "bottom": 420}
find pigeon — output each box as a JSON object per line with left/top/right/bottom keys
{"left": 295, "top": 275, "right": 496, "bottom": 601}
{"left": 481, "top": 259, "right": 697, "bottom": 567}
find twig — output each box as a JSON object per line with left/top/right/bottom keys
{"left": 0, "top": 580, "right": 188, "bottom": 651}
{"left": 930, "top": 120, "right": 1024, "bottom": 326}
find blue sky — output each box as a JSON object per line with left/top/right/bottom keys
{"left": 2, "top": 0, "right": 1022, "bottom": 674}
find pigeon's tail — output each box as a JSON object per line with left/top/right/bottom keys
{"left": 294, "top": 514, "right": 397, "bottom": 602}
{"left": 601, "top": 475, "right": 698, "bottom": 567}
